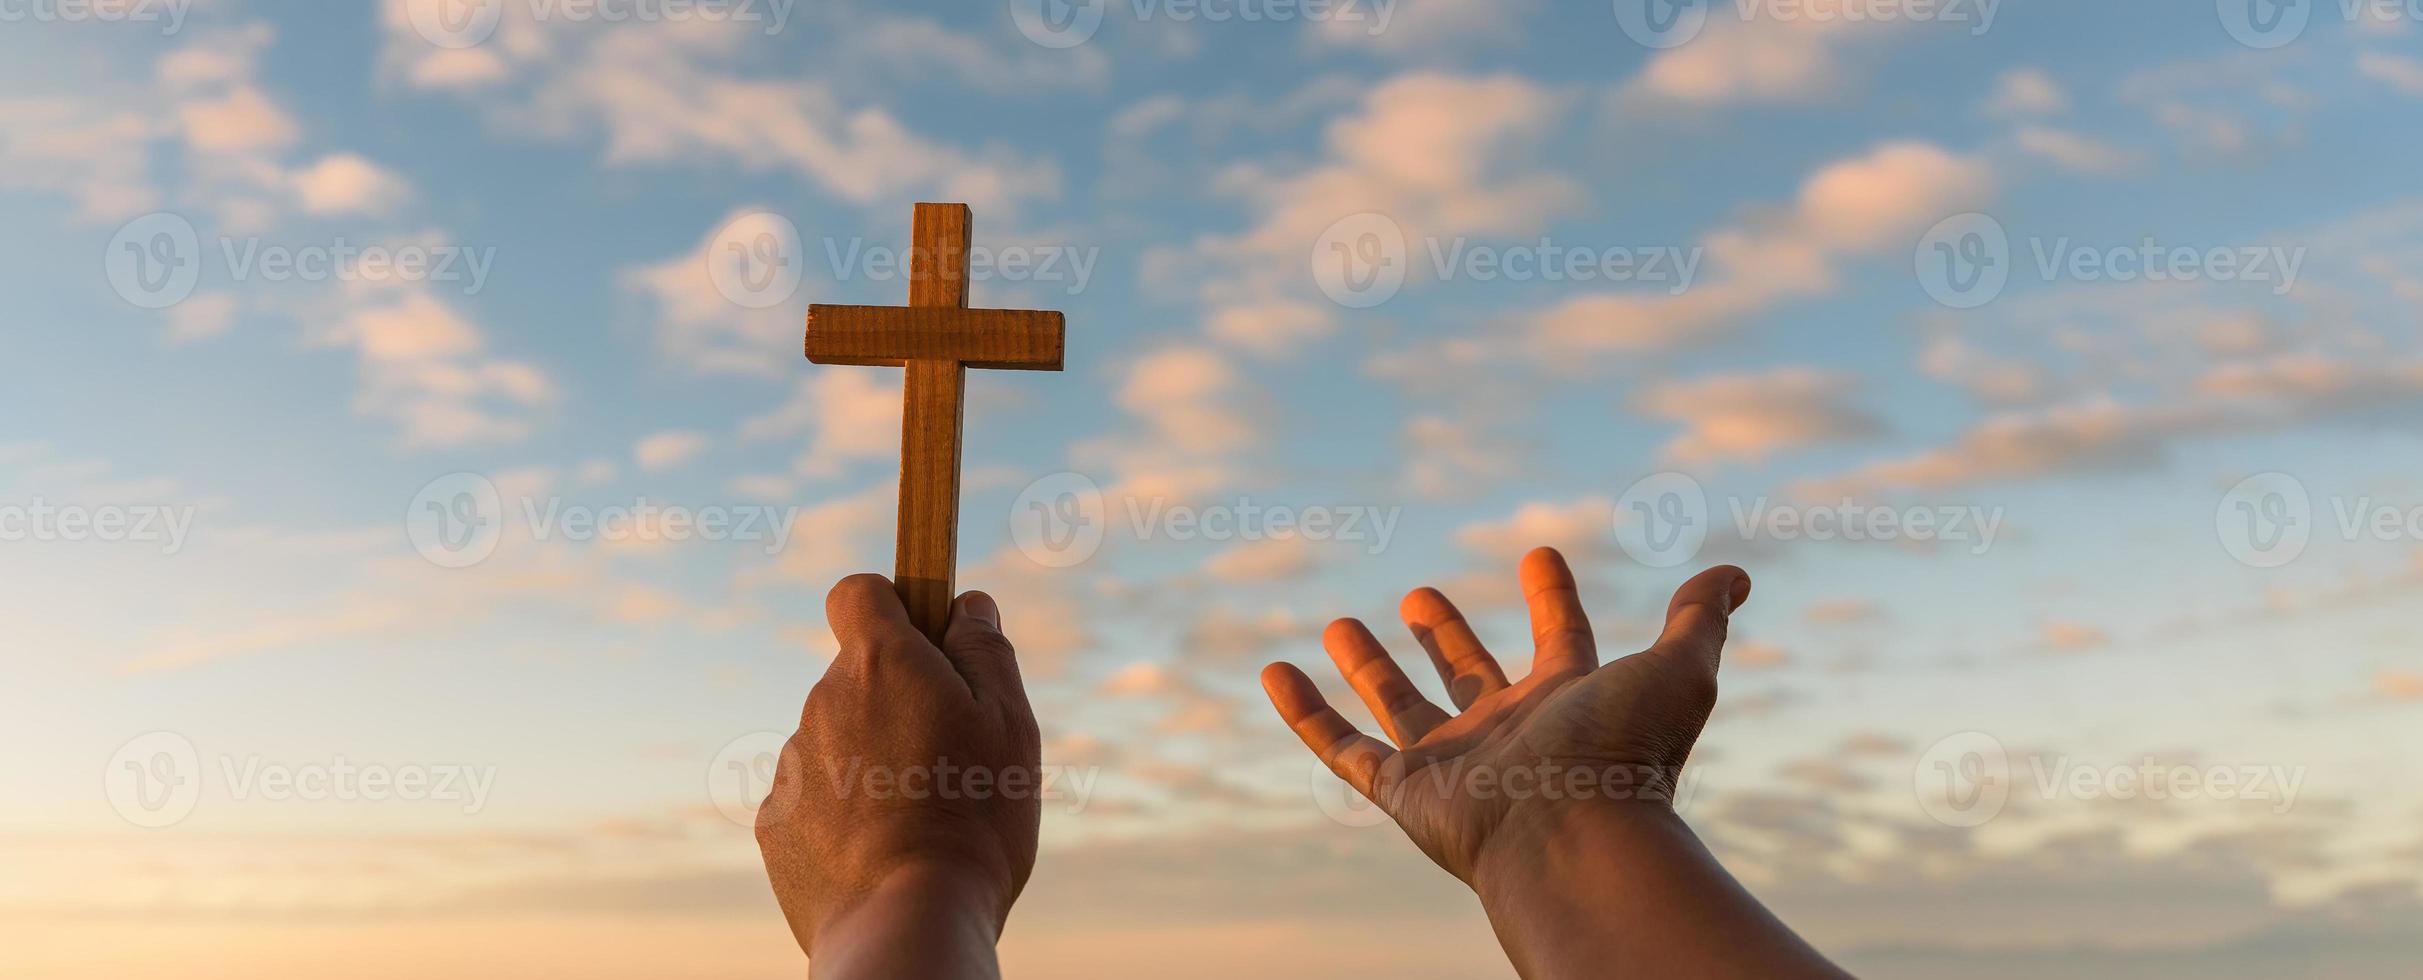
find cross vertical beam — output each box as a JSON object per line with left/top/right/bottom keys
{"left": 895, "top": 203, "right": 970, "bottom": 644}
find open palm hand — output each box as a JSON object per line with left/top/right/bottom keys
{"left": 1262, "top": 547, "right": 1751, "bottom": 886}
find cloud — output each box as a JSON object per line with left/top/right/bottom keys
{"left": 1624, "top": 15, "right": 1887, "bottom": 107}
{"left": 1100, "top": 661, "right": 1178, "bottom": 697}
{"left": 2373, "top": 669, "right": 2423, "bottom": 702}
{"left": 1797, "top": 142, "right": 1996, "bottom": 250}
{"left": 1202, "top": 535, "right": 1317, "bottom": 582}
{"left": 1307, "top": 0, "right": 1532, "bottom": 53}
{"left": 322, "top": 288, "right": 557, "bottom": 448}
{"left": 1455, "top": 496, "right": 1615, "bottom": 565}
{"left": 1634, "top": 367, "right": 1884, "bottom": 465}
{"left": 4, "top": 24, "right": 535, "bottom": 449}
{"left": 1206, "top": 301, "right": 1334, "bottom": 358}
{"left": 736, "top": 368, "right": 901, "bottom": 480}
{"left": 118, "top": 507, "right": 769, "bottom": 673}
{"left": 167, "top": 292, "right": 240, "bottom": 343}
{"left": 0, "top": 100, "right": 162, "bottom": 221}
{"left": 2359, "top": 53, "right": 2423, "bottom": 97}
{"left": 1731, "top": 640, "right": 1792, "bottom": 671}
{"left": 405, "top": 45, "right": 513, "bottom": 90}
{"left": 961, "top": 547, "right": 1093, "bottom": 676}
{"left": 2012, "top": 126, "right": 2143, "bottom": 175}
{"left": 4, "top": 23, "right": 407, "bottom": 228}
{"left": 743, "top": 482, "right": 895, "bottom": 591}
{"left": 1315, "top": 73, "right": 1575, "bottom": 226}
{"left": 1179, "top": 606, "right": 1316, "bottom": 665}
{"left": 2194, "top": 354, "right": 2423, "bottom": 413}
{"left": 633, "top": 431, "right": 710, "bottom": 471}
{"left": 2039, "top": 620, "right": 2111, "bottom": 652}
{"left": 291, "top": 153, "right": 413, "bottom": 215}
{"left": 2193, "top": 314, "right": 2273, "bottom": 357}
{"left": 1162, "top": 72, "right": 1579, "bottom": 357}
{"left": 1804, "top": 598, "right": 1885, "bottom": 625}
{"left": 624, "top": 209, "right": 808, "bottom": 377}
{"left": 1810, "top": 346, "right": 2423, "bottom": 499}
{"left": 1075, "top": 346, "right": 1259, "bottom": 504}
{"left": 1524, "top": 141, "right": 1993, "bottom": 362}
{"left": 1796, "top": 399, "right": 2188, "bottom": 498}
{"left": 846, "top": 15, "right": 1111, "bottom": 91}
{"left": 459, "top": 23, "right": 1061, "bottom": 216}
{"left": 2118, "top": 50, "right": 2308, "bottom": 159}
{"left": 1919, "top": 332, "right": 2050, "bottom": 406}
{"left": 175, "top": 82, "right": 298, "bottom": 156}
{"left": 1985, "top": 68, "right": 2069, "bottom": 116}
{"left": 1400, "top": 414, "right": 1523, "bottom": 500}
{"left": 1121, "top": 346, "right": 1255, "bottom": 456}
{"left": 378, "top": 0, "right": 536, "bottom": 90}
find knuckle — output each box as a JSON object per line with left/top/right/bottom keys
{"left": 825, "top": 573, "right": 893, "bottom": 619}
{"left": 957, "top": 628, "right": 1018, "bottom": 661}
{"left": 836, "top": 634, "right": 905, "bottom": 670}
{"left": 831, "top": 572, "right": 891, "bottom": 597}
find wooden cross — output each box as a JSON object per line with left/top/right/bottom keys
{"left": 804, "top": 203, "right": 1066, "bottom": 643}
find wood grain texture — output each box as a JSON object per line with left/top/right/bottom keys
{"left": 909, "top": 203, "right": 970, "bottom": 308}
{"left": 895, "top": 358, "right": 965, "bottom": 644}
{"left": 894, "top": 204, "right": 972, "bottom": 644}
{"left": 797, "top": 203, "right": 1068, "bottom": 646}
{"left": 804, "top": 306, "right": 1064, "bottom": 370}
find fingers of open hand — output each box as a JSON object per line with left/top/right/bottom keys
{"left": 1647, "top": 565, "right": 1751, "bottom": 679}
{"left": 1519, "top": 547, "right": 1597, "bottom": 677}
{"left": 1261, "top": 661, "right": 1396, "bottom": 798}
{"left": 1400, "top": 587, "right": 1508, "bottom": 710}
{"left": 1324, "top": 618, "right": 1453, "bottom": 746}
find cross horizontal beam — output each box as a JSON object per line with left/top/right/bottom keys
{"left": 804, "top": 305, "right": 1065, "bottom": 371}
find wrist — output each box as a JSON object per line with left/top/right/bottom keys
{"left": 1472, "top": 799, "right": 1690, "bottom": 909}
{"left": 1468, "top": 802, "right": 1846, "bottom": 979}
{"left": 810, "top": 863, "right": 1008, "bottom": 976}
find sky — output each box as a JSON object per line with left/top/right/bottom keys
{"left": 4, "top": 0, "right": 2423, "bottom": 976}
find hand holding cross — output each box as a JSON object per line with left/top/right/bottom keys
{"left": 803, "top": 204, "right": 1066, "bottom": 644}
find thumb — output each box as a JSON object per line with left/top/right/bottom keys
{"left": 1646, "top": 565, "right": 1751, "bottom": 677}
{"left": 941, "top": 591, "right": 1027, "bottom": 706}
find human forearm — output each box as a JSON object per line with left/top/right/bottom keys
{"left": 1473, "top": 803, "right": 1849, "bottom": 980}
{"left": 808, "top": 865, "right": 1005, "bottom": 980}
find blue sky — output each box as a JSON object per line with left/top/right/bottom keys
{"left": 5, "top": 1, "right": 2423, "bottom": 976}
